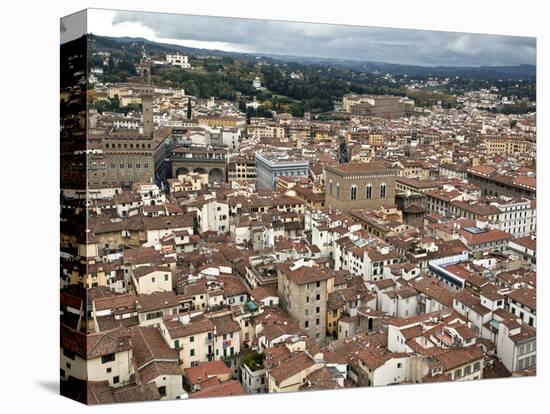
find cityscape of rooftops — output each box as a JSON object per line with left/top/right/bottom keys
{"left": 60, "top": 9, "right": 536, "bottom": 404}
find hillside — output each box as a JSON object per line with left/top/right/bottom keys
{"left": 87, "top": 35, "right": 536, "bottom": 116}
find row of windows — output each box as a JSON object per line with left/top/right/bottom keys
{"left": 454, "top": 361, "right": 481, "bottom": 379}
{"left": 305, "top": 281, "right": 321, "bottom": 289}
{"left": 149, "top": 274, "right": 170, "bottom": 283}
{"left": 304, "top": 306, "right": 321, "bottom": 316}
{"left": 502, "top": 212, "right": 530, "bottom": 219}
{"left": 145, "top": 311, "right": 163, "bottom": 320}
{"left": 105, "top": 142, "right": 152, "bottom": 149}
{"left": 519, "top": 341, "right": 536, "bottom": 355}
{"left": 329, "top": 181, "right": 387, "bottom": 200}
{"left": 510, "top": 306, "right": 535, "bottom": 326}
{"left": 304, "top": 319, "right": 321, "bottom": 328}
{"left": 518, "top": 355, "right": 536, "bottom": 370}
{"left": 109, "top": 162, "right": 149, "bottom": 169}
{"left": 272, "top": 170, "right": 306, "bottom": 177}
{"left": 230, "top": 173, "right": 257, "bottom": 178}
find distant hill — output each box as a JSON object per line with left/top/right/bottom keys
{"left": 88, "top": 34, "right": 255, "bottom": 60}
{"left": 343, "top": 62, "right": 536, "bottom": 80}
{"left": 88, "top": 34, "right": 535, "bottom": 81}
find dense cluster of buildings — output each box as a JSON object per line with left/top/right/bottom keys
{"left": 60, "top": 45, "right": 537, "bottom": 404}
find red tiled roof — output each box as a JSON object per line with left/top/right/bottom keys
{"left": 190, "top": 380, "right": 245, "bottom": 399}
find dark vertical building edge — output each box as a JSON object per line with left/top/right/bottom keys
{"left": 60, "top": 10, "right": 90, "bottom": 404}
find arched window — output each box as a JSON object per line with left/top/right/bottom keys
{"left": 350, "top": 185, "right": 357, "bottom": 200}
{"left": 380, "top": 183, "right": 386, "bottom": 198}
{"left": 329, "top": 179, "right": 333, "bottom": 195}
{"left": 366, "top": 184, "right": 372, "bottom": 199}
{"left": 336, "top": 183, "right": 340, "bottom": 198}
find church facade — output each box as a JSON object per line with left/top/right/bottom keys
{"left": 324, "top": 162, "right": 398, "bottom": 213}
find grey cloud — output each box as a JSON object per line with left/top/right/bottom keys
{"left": 110, "top": 11, "right": 535, "bottom": 66}
{"left": 61, "top": 11, "right": 87, "bottom": 44}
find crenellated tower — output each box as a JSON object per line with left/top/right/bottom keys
{"left": 137, "top": 48, "right": 154, "bottom": 137}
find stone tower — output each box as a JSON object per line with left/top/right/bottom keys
{"left": 338, "top": 133, "right": 349, "bottom": 164}
{"left": 138, "top": 46, "right": 152, "bottom": 84}
{"left": 140, "top": 86, "right": 154, "bottom": 138}
{"left": 137, "top": 49, "right": 154, "bottom": 137}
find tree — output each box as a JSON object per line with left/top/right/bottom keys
{"left": 246, "top": 107, "right": 254, "bottom": 124}
{"left": 186, "top": 98, "right": 192, "bottom": 120}
{"left": 110, "top": 95, "right": 120, "bottom": 112}
{"left": 238, "top": 100, "right": 247, "bottom": 113}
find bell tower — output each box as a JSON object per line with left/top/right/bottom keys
{"left": 138, "top": 46, "right": 152, "bottom": 84}
{"left": 137, "top": 48, "right": 153, "bottom": 137}
{"left": 140, "top": 86, "right": 153, "bottom": 138}
{"left": 338, "top": 133, "right": 349, "bottom": 164}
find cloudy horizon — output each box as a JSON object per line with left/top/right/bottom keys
{"left": 86, "top": 9, "right": 536, "bottom": 67}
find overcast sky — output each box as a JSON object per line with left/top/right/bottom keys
{"left": 86, "top": 9, "right": 536, "bottom": 67}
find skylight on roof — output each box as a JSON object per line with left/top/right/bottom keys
{"left": 463, "top": 226, "right": 486, "bottom": 234}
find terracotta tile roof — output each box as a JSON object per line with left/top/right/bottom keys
{"left": 211, "top": 314, "right": 240, "bottom": 336}
{"left": 400, "top": 325, "right": 424, "bottom": 341}
{"left": 88, "top": 380, "right": 116, "bottom": 404}
{"left": 184, "top": 360, "right": 231, "bottom": 385}
{"left": 390, "top": 309, "right": 453, "bottom": 328}
{"left": 511, "top": 236, "right": 536, "bottom": 251}
{"left": 95, "top": 314, "right": 139, "bottom": 332}
{"left": 264, "top": 344, "right": 292, "bottom": 369}
{"left": 133, "top": 265, "right": 172, "bottom": 279}
{"left": 251, "top": 286, "right": 279, "bottom": 302}
{"left": 509, "top": 323, "right": 536, "bottom": 343}
{"left": 269, "top": 352, "right": 316, "bottom": 385}
{"left": 410, "top": 277, "right": 454, "bottom": 307}
{"left": 459, "top": 228, "right": 513, "bottom": 245}
{"left": 190, "top": 380, "right": 245, "bottom": 399}
{"left": 112, "top": 382, "right": 160, "bottom": 403}
{"left": 508, "top": 287, "right": 536, "bottom": 310}
{"left": 358, "top": 348, "right": 408, "bottom": 371}
{"left": 435, "top": 347, "right": 484, "bottom": 371}
{"left": 142, "top": 214, "right": 194, "bottom": 231}
{"left": 455, "top": 291, "right": 492, "bottom": 315}
{"left": 62, "top": 378, "right": 160, "bottom": 405}
{"left": 278, "top": 263, "right": 333, "bottom": 285}
{"left": 216, "top": 275, "right": 250, "bottom": 297}
{"left": 136, "top": 291, "right": 179, "bottom": 313}
{"left": 449, "top": 323, "right": 477, "bottom": 340}
{"left": 60, "top": 292, "right": 83, "bottom": 310}
{"left": 130, "top": 326, "right": 178, "bottom": 369}
{"left": 60, "top": 325, "right": 131, "bottom": 360}
{"left": 371, "top": 278, "right": 396, "bottom": 290}
{"left": 512, "top": 175, "right": 536, "bottom": 190}
{"left": 327, "top": 161, "right": 393, "bottom": 173}
{"left": 164, "top": 317, "right": 215, "bottom": 338}
{"left": 139, "top": 360, "right": 182, "bottom": 384}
